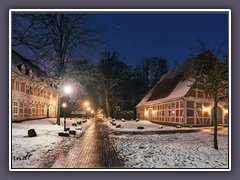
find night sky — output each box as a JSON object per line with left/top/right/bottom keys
{"left": 14, "top": 12, "right": 229, "bottom": 69}
{"left": 88, "top": 12, "right": 229, "bottom": 69}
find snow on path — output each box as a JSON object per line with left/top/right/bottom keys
{"left": 111, "top": 132, "right": 228, "bottom": 168}
{"left": 11, "top": 118, "right": 90, "bottom": 168}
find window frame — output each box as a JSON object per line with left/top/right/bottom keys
{"left": 196, "top": 102, "right": 203, "bottom": 109}
{"left": 13, "top": 101, "right": 19, "bottom": 115}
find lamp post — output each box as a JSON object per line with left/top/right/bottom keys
{"left": 87, "top": 107, "right": 91, "bottom": 118}
{"left": 83, "top": 101, "right": 89, "bottom": 118}
{"left": 62, "top": 85, "right": 72, "bottom": 131}
{"left": 84, "top": 101, "right": 89, "bottom": 107}
{"left": 91, "top": 110, "right": 94, "bottom": 118}
{"left": 62, "top": 102, "right": 67, "bottom": 131}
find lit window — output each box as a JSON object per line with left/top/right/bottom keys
{"left": 13, "top": 101, "right": 19, "bottom": 115}
{"left": 171, "top": 103, "right": 175, "bottom": 116}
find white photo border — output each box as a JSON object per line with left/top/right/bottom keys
{"left": 9, "top": 9, "right": 231, "bottom": 172}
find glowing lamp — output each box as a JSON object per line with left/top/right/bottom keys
{"left": 84, "top": 101, "right": 89, "bottom": 107}
{"left": 203, "top": 107, "right": 210, "bottom": 113}
{"left": 224, "top": 109, "right": 228, "bottom": 115}
{"left": 144, "top": 110, "right": 148, "bottom": 116}
{"left": 63, "top": 85, "right": 72, "bottom": 95}
{"left": 62, "top": 103, "right": 67, "bottom": 108}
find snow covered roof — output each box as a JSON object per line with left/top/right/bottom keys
{"left": 12, "top": 50, "right": 46, "bottom": 78}
{"left": 136, "top": 51, "right": 216, "bottom": 107}
{"left": 136, "top": 69, "right": 193, "bottom": 107}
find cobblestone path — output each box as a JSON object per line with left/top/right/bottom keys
{"left": 51, "top": 118, "right": 124, "bottom": 168}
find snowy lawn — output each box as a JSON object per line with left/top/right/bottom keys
{"left": 111, "top": 131, "right": 229, "bottom": 168}
{"left": 11, "top": 117, "right": 91, "bottom": 168}
{"left": 107, "top": 119, "right": 202, "bottom": 133}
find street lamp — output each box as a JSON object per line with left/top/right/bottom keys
{"left": 83, "top": 101, "right": 90, "bottom": 118}
{"left": 63, "top": 85, "right": 72, "bottom": 95}
{"left": 84, "top": 101, "right": 89, "bottom": 107}
{"left": 61, "top": 85, "right": 73, "bottom": 131}
{"left": 62, "top": 102, "right": 67, "bottom": 131}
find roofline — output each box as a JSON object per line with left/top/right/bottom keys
{"left": 12, "top": 72, "right": 58, "bottom": 94}
{"left": 135, "top": 71, "right": 171, "bottom": 107}
{"left": 12, "top": 50, "right": 47, "bottom": 76}
{"left": 136, "top": 96, "right": 184, "bottom": 108}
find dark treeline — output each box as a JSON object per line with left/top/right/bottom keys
{"left": 70, "top": 51, "right": 169, "bottom": 118}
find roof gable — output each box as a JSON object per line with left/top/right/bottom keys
{"left": 147, "top": 69, "right": 183, "bottom": 101}
{"left": 136, "top": 50, "right": 214, "bottom": 107}
{"left": 12, "top": 50, "right": 46, "bottom": 77}
{"left": 136, "top": 69, "right": 192, "bottom": 107}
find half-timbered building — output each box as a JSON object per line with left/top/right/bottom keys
{"left": 11, "top": 50, "right": 58, "bottom": 121}
{"left": 136, "top": 53, "right": 228, "bottom": 126}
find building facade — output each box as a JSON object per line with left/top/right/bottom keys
{"left": 136, "top": 63, "right": 228, "bottom": 127}
{"left": 11, "top": 51, "right": 58, "bottom": 121}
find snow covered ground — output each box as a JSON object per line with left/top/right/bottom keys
{"left": 11, "top": 117, "right": 229, "bottom": 169}
{"left": 111, "top": 131, "right": 229, "bottom": 168}
{"left": 11, "top": 118, "right": 90, "bottom": 168}
{"left": 107, "top": 119, "right": 202, "bottom": 133}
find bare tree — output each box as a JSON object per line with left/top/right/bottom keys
{"left": 184, "top": 43, "right": 228, "bottom": 150}
{"left": 12, "top": 12, "right": 101, "bottom": 125}
{"left": 97, "top": 51, "right": 131, "bottom": 117}
{"left": 134, "top": 57, "right": 168, "bottom": 89}
{"left": 131, "top": 57, "right": 168, "bottom": 106}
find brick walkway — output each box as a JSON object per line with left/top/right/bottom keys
{"left": 51, "top": 118, "right": 124, "bottom": 168}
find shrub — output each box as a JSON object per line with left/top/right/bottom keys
{"left": 69, "top": 130, "right": 76, "bottom": 135}
{"left": 116, "top": 124, "right": 121, "bottom": 128}
{"left": 58, "top": 132, "right": 70, "bottom": 137}
{"left": 72, "top": 123, "right": 77, "bottom": 126}
{"left": 113, "top": 110, "right": 134, "bottom": 120}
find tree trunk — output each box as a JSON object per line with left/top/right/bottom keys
{"left": 213, "top": 101, "right": 218, "bottom": 150}
{"left": 56, "top": 76, "right": 63, "bottom": 125}
{"left": 56, "top": 93, "right": 61, "bottom": 125}
{"left": 104, "top": 89, "right": 110, "bottom": 117}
